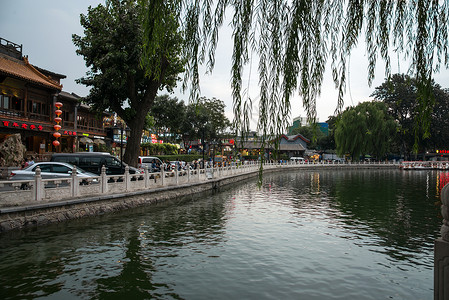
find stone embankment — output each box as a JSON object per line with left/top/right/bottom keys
{"left": 0, "top": 161, "right": 397, "bottom": 233}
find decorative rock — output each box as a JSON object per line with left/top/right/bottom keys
{"left": 0, "top": 133, "right": 26, "bottom": 167}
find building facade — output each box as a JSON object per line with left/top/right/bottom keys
{"left": 0, "top": 37, "right": 107, "bottom": 161}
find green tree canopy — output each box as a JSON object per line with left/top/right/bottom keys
{"left": 372, "top": 74, "right": 449, "bottom": 155}
{"left": 73, "top": 0, "right": 184, "bottom": 167}
{"left": 150, "top": 95, "right": 186, "bottom": 143}
{"left": 335, "top": 101, "right": 397, "bottom": 160}
{"left": 180, "top": 97, "right": 231, "bottom": 149}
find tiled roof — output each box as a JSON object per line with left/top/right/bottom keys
{"left": 0, "top": 54, "right": 62, "bottom": 91}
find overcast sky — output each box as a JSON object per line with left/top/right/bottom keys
{"left": 3, "top": 1, "right": 449, "bottom": 128}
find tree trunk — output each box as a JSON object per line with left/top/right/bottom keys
{"left": 123, "top": 114, "right": 146, "bottom": 167}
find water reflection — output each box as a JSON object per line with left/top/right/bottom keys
{"left": 0, "top": 169, "right": 441, "bottom": 299}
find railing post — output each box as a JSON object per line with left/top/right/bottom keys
{"left": 188, "top": 167, "right": 191, "bottom": 182}
{"left": 175, "top": 167, "right": 179, "bottom": 185}
{"left": 101, "top": 165, "right": 107, "bottom": 193}
{"left": 436, "top": 183, "right": 449, "bottom": 300}
{"left": 161, "top": 165, "right": 165, "bottom": 186}
{"left": 71, "top": 166, "right": 79, "bottom": 197}
{"left": 125, "top": 165, "right": 130, "bottom": 191}
{"left": 144, "top": 165, "right": 149, "bottom": 188}
{"left": 34, "top": 166, "right": 42, "bottom": 201}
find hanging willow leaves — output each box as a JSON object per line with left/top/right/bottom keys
{"left": 140, "top": 0, "right": 449, "bottom": 158}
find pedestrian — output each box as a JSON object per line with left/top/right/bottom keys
{"left": 28, "top": 157, "right": 35, "bottom": 166}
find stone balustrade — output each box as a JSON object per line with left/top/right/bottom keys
{"left": 0, "top": 160, "right": 398, "bottom": 208}
{"left": 436, "top": 184, "right": 449, "bottom": 300}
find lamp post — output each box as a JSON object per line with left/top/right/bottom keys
{"left": 202, "top": 127, "right": 205, "bottom": 169}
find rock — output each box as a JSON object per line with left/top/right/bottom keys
{"left": 0, "top": 134, "right": 26, "bottom": 167}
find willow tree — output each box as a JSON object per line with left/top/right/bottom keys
{"left": 335, "top": 101, "right": 397, "bottom": 160}
{"left": 140, "top": 1, "right": 449, "bottom": 155}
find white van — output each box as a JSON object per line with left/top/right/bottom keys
{"left": 290, "top": 157, "right": 304, "bottom": 162}
{"left": 138, "top": 156, "right": 163, "bottom": 172}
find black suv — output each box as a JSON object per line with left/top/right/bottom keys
{"left": 51, "top": 152, "right": 139, "bottom": 175}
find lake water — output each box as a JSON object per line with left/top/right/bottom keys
{"left": 0, "top": 168, "right": 443, "bottom": 299}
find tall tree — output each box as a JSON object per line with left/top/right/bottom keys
{"left": 335, "top": 101, "right": 397, "bottom": 160}
{"left": 140, "top": 0, "right": 449, "bottom": 148}
{"left": 179, "top": 97, "right": 231, "bottom": 150}
{"left": 372, "top": 74, "right": 449, "bottom": 155}
{"left": 73, "top": 0, "right": 184, "bottom": 167}
{"left": 150, "top": 95, "right": 186, "bottom": 143}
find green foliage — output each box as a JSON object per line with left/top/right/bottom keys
{"left": 141, "top": 142, "right": 178, "bottom": 155}
{"left": 335, "top": 101, "right": 397, "bottom": 160}
{"left": 179, "top": 96, "right": 231, "bottom": 147}
{"left": 372, "top": 74, "right": 449, "bottom": 155}
{"left": 73, "top": 0, "right": 184, "bottom": 167}
{"left": 150, "top": 95, "right": 186, "bottom": 143}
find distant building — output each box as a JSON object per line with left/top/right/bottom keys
{"left": 236, "top": 133, "right": 310, "bottom": 159}
{"left": 288, "top": 116, "right": 308, "bottom": 135}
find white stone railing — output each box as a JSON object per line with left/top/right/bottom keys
{"left": 0, "top": 160, "right": 398, "bottom": 207}
{"left": 435, "top": 184, "right": 449, "bottom": 300}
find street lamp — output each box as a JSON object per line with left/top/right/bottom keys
{"left": 111, "top": 124, "right": 130, "bottom": 172}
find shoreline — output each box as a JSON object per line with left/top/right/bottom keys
{"left": 0, "top": 163, "right": 397, "bottom": 233}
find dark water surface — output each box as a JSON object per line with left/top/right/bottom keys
{"left": 0, "top": 169, "right": 443, "bottom": 299}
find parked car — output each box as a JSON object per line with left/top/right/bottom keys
{"left": 51, "top": 152, "right": 140, "bottom": 175}
{"left": 9, "top": 162, "right": 98, "bottom": 187}
{"left": 137, "top": 156, "right": 163, "bottom": 172}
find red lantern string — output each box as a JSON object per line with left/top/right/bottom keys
{"left": 53, "top": 102, "right": 63, "bottom": 150}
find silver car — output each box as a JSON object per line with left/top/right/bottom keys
{"left": 9, "top": 162, "right": 98, "bottom": 184}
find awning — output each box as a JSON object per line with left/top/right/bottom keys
{"left": 79, "top": 137, "right": 93, "bottom": 144}
{"left": 93, "top": 138, "right": 106, "bottom": 145}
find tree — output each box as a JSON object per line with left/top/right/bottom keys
{"left": 179, "top": 97, "right": 231, "bottom": 150}
{"left": 335, "top": 101, "right": 397, "bottom": 161}
{"left": 141, "top": 0, "right": 449, "bottom": 147}
{"left": 150, "top": 95, "right": 186, "bottom": 143}
{"left": 73, "top": 0, "right": 184, "bottom": 167}
{"left": 372, "top": 74, "right": 449, "bottom": 156}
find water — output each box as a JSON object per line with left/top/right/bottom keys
{"left": 0, "top": 169, "right": 443, "bottom": 299}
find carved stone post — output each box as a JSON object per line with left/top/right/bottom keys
{"left": 435, "top": 183, "right": 449, "bottom": 300}
{"left": 101, "top": 165, "right": 107, "bottom": 193}
{"left": 125, "top": 165, "right": 130, "bottom": 191}
{"left": 71, "top": 166, "right": 79, "bottom": 197}
{"left": 144, "top": 165, "right": 149, "bottom": 189}
{"left": 34, "top": 166, "right": 42, "bottom": 201}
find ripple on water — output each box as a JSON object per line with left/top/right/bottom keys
{"left": 0, "top": 169, "right": 439, "bottom": 299}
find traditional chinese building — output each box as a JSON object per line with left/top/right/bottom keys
{"left": 0, "top": 37, "right": 108, "bottom": 160}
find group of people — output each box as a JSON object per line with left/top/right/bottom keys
{"left": 21, "top": 157, "right": 35, "bottom": 169}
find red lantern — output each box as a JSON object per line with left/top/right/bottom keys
{"left": 55, "top": 109, "right": 62, "bottom": 116}
{"left": 55, "top": 102, "right": 63, "bottom": 109}
{"left": 54, "top": 124, "right": 61, "bottom": 131}
{"left": 53, "top": 132, "right": 61, "bottom": 138}
{"left": 54, "top": 117, "right": 62, "bottom": 123}
{"left": 52, "top": 140, "right": 60, "bottom": 146}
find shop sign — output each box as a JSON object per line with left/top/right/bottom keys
{"left": 437, "top": 150, "right": 449, "bottom": 154}
{"left": 63, "top": 130, "right": 77, "bottom": 136}
{"left": 113, "top": 134, "right": 127, "bottom": 144}
{"left": 1, "top": 120, "right": 44, "bottom": 131}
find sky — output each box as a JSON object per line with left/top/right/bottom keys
{"left": 3, "top": 1, "right": 449, "bottom": 129}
